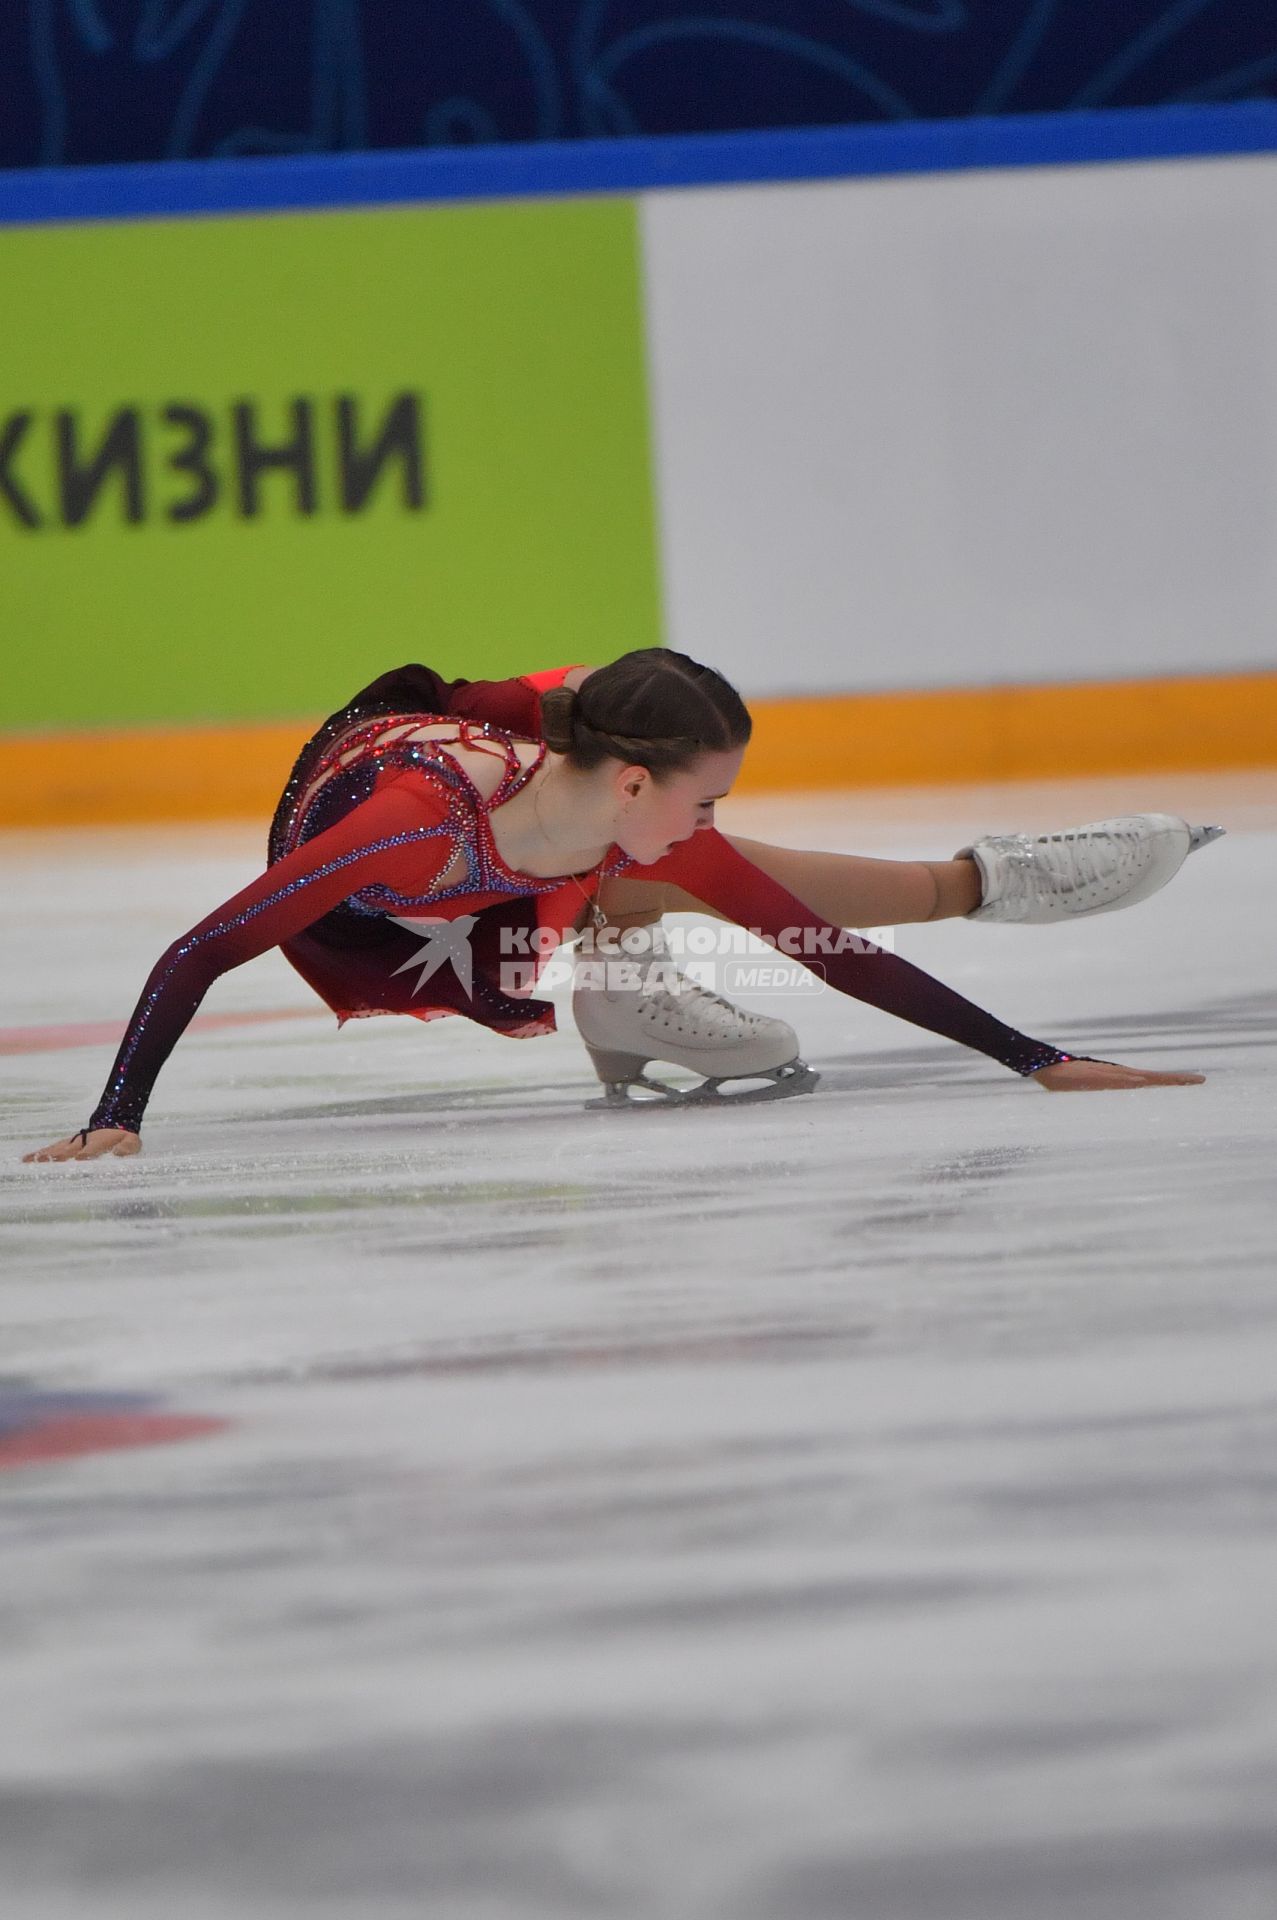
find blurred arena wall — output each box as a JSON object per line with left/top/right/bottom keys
{"left": 4, "top": 3, "right": 1275, "bottom": 167}
{"left": 3, "top": 104, "right": 1277, "bottom": 823}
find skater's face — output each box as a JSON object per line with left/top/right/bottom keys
{"left": 610, "top": 747, "right": 745, "bottom": 864}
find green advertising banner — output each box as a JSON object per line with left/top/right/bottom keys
{"left": 1, "top": 196, "right": 660, "bottom": 732}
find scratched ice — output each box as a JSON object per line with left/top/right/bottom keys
{"left": 1, "top": 773, "right": 1275, "bottom": 1920}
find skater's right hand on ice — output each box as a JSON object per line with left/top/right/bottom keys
{"left": 23, "top": 1128, "right": 141, "bottom": 1162}
{"left": 1032, "top": 1060, "right": 1204, "bottom": 1092}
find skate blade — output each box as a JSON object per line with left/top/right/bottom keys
{"left": 585, "top": 1060, "right": 820, "bottom": 1111}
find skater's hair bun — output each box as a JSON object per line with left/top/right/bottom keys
{"left": 541, "top": 650, "right": 751, "bottom": 776}
{"left": 539, "top": 685, "right": 581, "bottom": 755}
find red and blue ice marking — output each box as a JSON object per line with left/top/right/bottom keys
{"left": 0, "top": 1387, "right": 227, "bottom": 1471}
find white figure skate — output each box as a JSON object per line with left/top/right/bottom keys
{"left": 572, "top": 925, "right": 819, "bottom": 1108}
{"left": 960, "top": 815, "right": 1224, "bottom": 924}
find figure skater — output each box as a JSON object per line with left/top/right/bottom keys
{"left": 23, "top": 650, "right": 1218, "bottom": 1161}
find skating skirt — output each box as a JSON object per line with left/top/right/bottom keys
{"left": 266, "top": 664, "right": 557, "bottom": 1039}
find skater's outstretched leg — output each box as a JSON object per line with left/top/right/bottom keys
{"left": 709, "top": 816, "right": 1224, "bottom": 929}
{"left": 720, "top": 840, "right": 979, "bottom": 924}
{"left": 592, "top": 858, "right": 976, "bottom": 930}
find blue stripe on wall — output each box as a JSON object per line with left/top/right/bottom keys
{"left": 3, "top": 99, "right": 1277, "bottom": 226}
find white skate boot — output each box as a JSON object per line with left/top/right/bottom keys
{"left": 572, "top": 924, "right": 819, "bottom": 1108}
{"left": 960, "top": 815, "right": 1224, "bottom": 923}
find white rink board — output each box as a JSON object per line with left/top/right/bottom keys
{"left": 643, "top": 155, "right": 1277, "bottom": 696}
{"left": 2, "top": 776, "right": 1276, "bottom": 1920}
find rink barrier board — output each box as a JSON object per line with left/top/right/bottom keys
{"left": 2, "top": 668, "right": 1274, "bottom": 828}
{"left": 4, "top": 102, "right": 1277, "bottom": 224}
{"left": 7, "top": 105, "right": 1277, "bottom": 783}
{"left": 0, "top": 195, "right": 660, "bottom": 734}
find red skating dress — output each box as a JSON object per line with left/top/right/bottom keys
{"left": 87, "top": 665, "right": 1068, "bottom": 1133}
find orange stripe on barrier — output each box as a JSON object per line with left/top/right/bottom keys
{"left": 734, "top": 670, "right": 1277, "bottom": 791}
{"left": 0, "top": 718, "right": 317, "bottom": 829}
{"left": 2, "top": 670, "right": 1275, "bottom": 825}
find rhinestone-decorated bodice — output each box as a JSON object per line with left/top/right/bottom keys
{"left": 278, "top": 712, "right": 631, "bottom": 914}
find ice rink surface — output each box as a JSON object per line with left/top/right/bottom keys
{"left": 2, "top": 773, "right": 1276, "bottom": 1920}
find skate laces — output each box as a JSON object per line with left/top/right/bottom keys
{"left": 641, "top": 969, "right": 764, "bottom": 1038}
{"left": 631, "top": 928, "right": 767, "bottom": 1039}
{"left": 1006, "top": 821, "right": 1147, "bottom": 906}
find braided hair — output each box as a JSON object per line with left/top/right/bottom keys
{"left": 539, "top": 649, "right": 751, "bottom": 776}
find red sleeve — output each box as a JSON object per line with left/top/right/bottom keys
{"left": 519, "top": 666, "right": 584, "bottom": 693}
{"left": 89, "top": 775, "right": 459, "bottom": 1134}
{"left": 636, "top": 830, "right": 1068, "bottom": 1076}
{"left": 445, "top": 666, "right": 585, "bottom": 739}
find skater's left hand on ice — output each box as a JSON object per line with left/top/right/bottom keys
{"left": 22, "top": 1127, "right": 141, "bottom": 1162}
{"left": 1031, "top": 1059, "right": 1204, "bottom": 1092}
